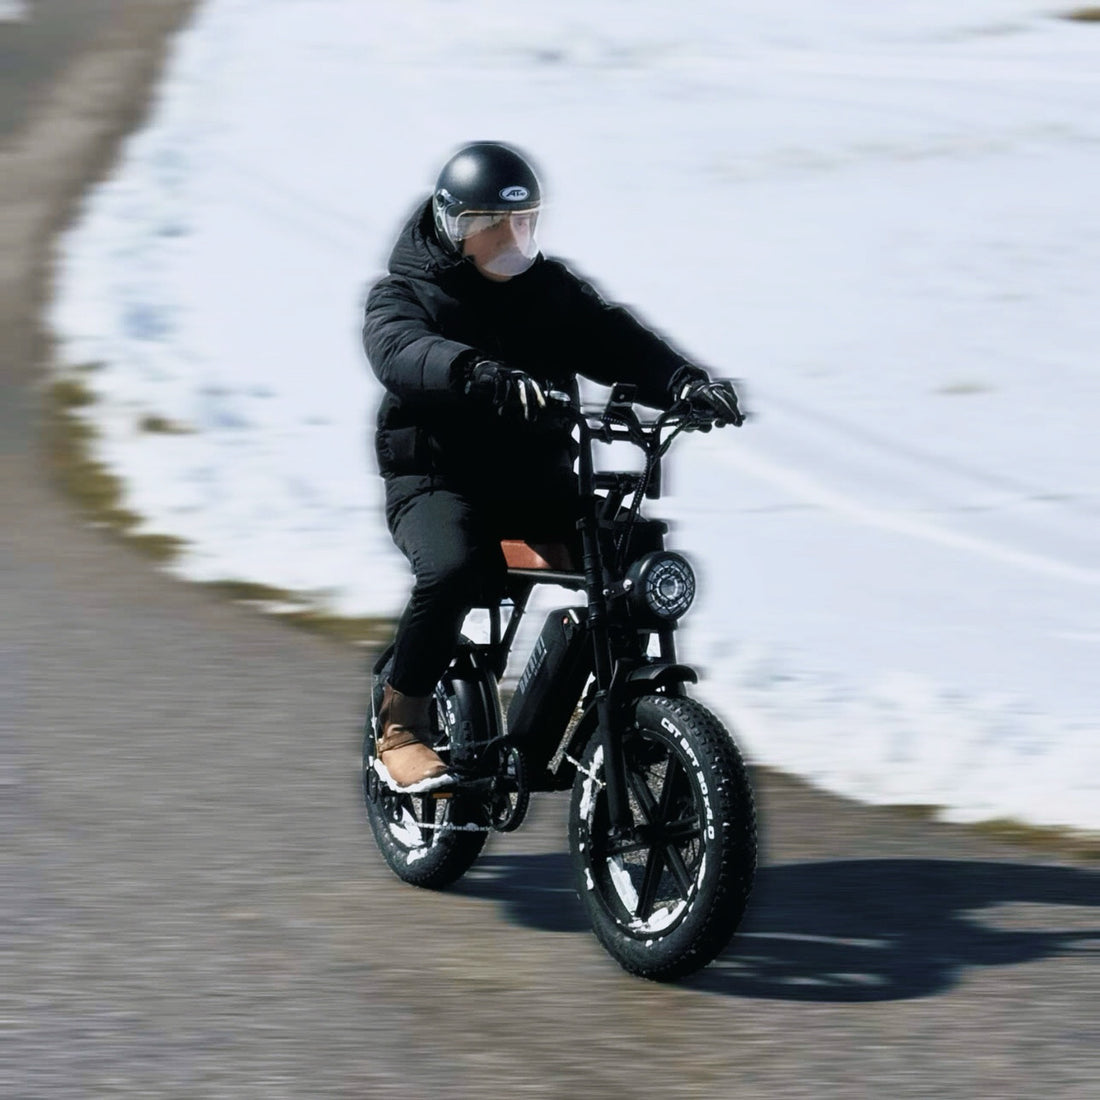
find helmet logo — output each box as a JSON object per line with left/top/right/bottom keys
{"left": 500, "top": 186, "right": 530, "bottom": 202}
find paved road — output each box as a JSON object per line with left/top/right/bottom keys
{"left": 3, "top": 4, "right": 1098, "bottom": 1096}
{"left": 0, "top": 0, "right": 117, "bottom": 137}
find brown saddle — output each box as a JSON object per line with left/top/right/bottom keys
{"left": 500, "top": 539, "right": 577, "bottom": 573}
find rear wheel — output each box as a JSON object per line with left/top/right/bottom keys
{"left": 362, "top": 649, "right": 489, "bottom": 889}
{"left": 363, "top": 777, "right": 488, "bottom": 889}
{"left": 569, "top": 694, "right": 756, "bottom": 980}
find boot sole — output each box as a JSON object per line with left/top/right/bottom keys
{"left": 372, "top": 758, "right": 456, "bottom": 796}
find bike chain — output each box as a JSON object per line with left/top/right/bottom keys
{"left": 399, "top": 819, "right": 492, "bottom": 834}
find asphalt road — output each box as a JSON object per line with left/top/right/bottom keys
{"left": 3, "top": 3, "right": 1098, "bottom": 1097}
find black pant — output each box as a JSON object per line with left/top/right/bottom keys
{"left": 384, "top": 476, "right": 580, "bottom": 696}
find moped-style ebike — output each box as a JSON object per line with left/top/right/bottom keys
{"left": 362, "top": 382, "right": 757, "bottom": 980}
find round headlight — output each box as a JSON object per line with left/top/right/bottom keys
{"left": 626, "top": 552, "right": 696, "bottom": 622}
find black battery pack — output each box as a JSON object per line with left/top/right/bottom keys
{"left": 507, "top": 607, "right": 591, "bottom": 779}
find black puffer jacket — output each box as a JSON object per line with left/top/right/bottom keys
{"left": 362, "top": 200, "right": 703, "bottom": 493}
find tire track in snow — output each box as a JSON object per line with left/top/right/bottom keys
{"left": 714, "top": 442, "right": 1100, "bottom": 587}
{"left": 758, "top": 388, "right": 1100, "bottom": 518}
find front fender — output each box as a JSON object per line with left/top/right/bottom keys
{"left": 623, "top": 662, "right": 698, "bottom": 693}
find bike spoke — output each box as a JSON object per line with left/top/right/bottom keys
{"left": 656, "top": 751, "right": 685, "bottom": 819}
{"left": 605, "top": 835, "right": 650, "bottom": 857}
{"left": 658, "top": 754, "right": 699, "bottom": 893}
{"left": 418, "top": 794, "right": 436, "bottom": 846}
{"left": 663, "top": 842, "right": 694, "bottom": 897}
{"left": 664, "top": 814, "right": 702, "bottom": 843}
{"left": 626, "top": 766, "right": 660, "bottom": 826}
{"left": 636, "top": 843, "right": 666, "bottom": 921}
{"left": 623, "top": 743, "right": 700, "bottom": 907}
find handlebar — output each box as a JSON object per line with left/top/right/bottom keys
{"left": 542, "top": 381, "right": 745, "bottom": 520}
{"left": 543, "top": 387, "right": 736, "bottom": 448}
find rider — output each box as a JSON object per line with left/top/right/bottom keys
{"left": 362, "top": 141, "right": 741, "bottom": 790}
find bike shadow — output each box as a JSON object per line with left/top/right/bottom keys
{"left": 456, "top": 854, "right": 1100, "bottom": 1001}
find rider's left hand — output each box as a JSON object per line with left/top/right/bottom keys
{"left": 680, "top": 378, "right": 745, "bottom": 428}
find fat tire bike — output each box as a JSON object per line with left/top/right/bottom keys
{"left": 362, "top": 381, "right": 757, "bottom": 980}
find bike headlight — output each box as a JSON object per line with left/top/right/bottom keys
{"left": 626, "top": 552, "right": 696, "bottom": 623}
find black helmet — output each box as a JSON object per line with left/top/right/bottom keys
{"left": 433, "top": 142, "right": 542, "bottom": 273}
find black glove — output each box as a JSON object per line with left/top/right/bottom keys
{"left": 465, "top": 359, "right": 547, "bottom": 423}
{"left": 679, "top": 378, "right": 744, "bottom": 427}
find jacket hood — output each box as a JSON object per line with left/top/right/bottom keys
{"left": 386, "top": 199, "right": 464, "bottom": 280}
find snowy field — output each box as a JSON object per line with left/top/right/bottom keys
{"left": 50, "top": 1, "right": 1100, "bottom": 832}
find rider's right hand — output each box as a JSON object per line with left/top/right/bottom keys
{"left": 465, "top": 359, "right": 547, "bottom": 423}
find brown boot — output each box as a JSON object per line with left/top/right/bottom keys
{"left": 376, "top": 683, "right": 451, "bottom": 790}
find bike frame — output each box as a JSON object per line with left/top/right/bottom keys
{"left": 473, "top": 381, "right": 703, "bottom": 832}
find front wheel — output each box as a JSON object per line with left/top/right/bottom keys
{"left": 569, "top": 694, "right": 757, "bottom": 981}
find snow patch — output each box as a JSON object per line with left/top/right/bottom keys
{"left": 49, "top": 0, "right": 1100, "bottom": 832}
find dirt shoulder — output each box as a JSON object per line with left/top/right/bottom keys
{"left": 0, "top": 1, "right": 197, "bottom": 431}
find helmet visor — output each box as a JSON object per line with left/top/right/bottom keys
{"left": 448, "top": 208, "right": 540, "bottom": 277}
{"left": 446, "top": 208, "right": 538, "bottom": 241}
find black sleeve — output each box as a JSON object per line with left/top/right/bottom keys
{"left": 558, "top": 264, "right": 707, "bottom": 408}
{"left": 362, "top": 276, "right": 476, "bottom": 406}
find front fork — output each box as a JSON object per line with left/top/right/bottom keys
{"left": 586, "top": 603, "right": 631, "bottom": 833}
{"left": 593, "top": 627, "right": 681, "bottom": 833}
{"left": 596, "top": 690, "right": 632, "bottom": 833}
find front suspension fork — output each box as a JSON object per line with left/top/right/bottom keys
{"left": 594, "top": 677, "right": 634, "bottom": 834}
{"left": 576, "top": 395, "right": 636, "bottom": 836}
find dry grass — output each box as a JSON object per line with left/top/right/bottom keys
{"left": 937, "top": 380, "right": 992, "bottom": 396}
{"left": 894, "top": 800, "right": 1098, "bottom": 861}
{"left": 46, "top": 372, "right": 395, "bottom": 644}
{"left": 201, "top": 581, "right": 396, "bottom": 648}
{"left": 138, "top": 413, "right": 194, "bottom": 434}
{"left": 45, "top": 372, "right": 183, "bottom": 560}
{"left": 972, "top": 818, "right": 1100, "bottom": 861}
